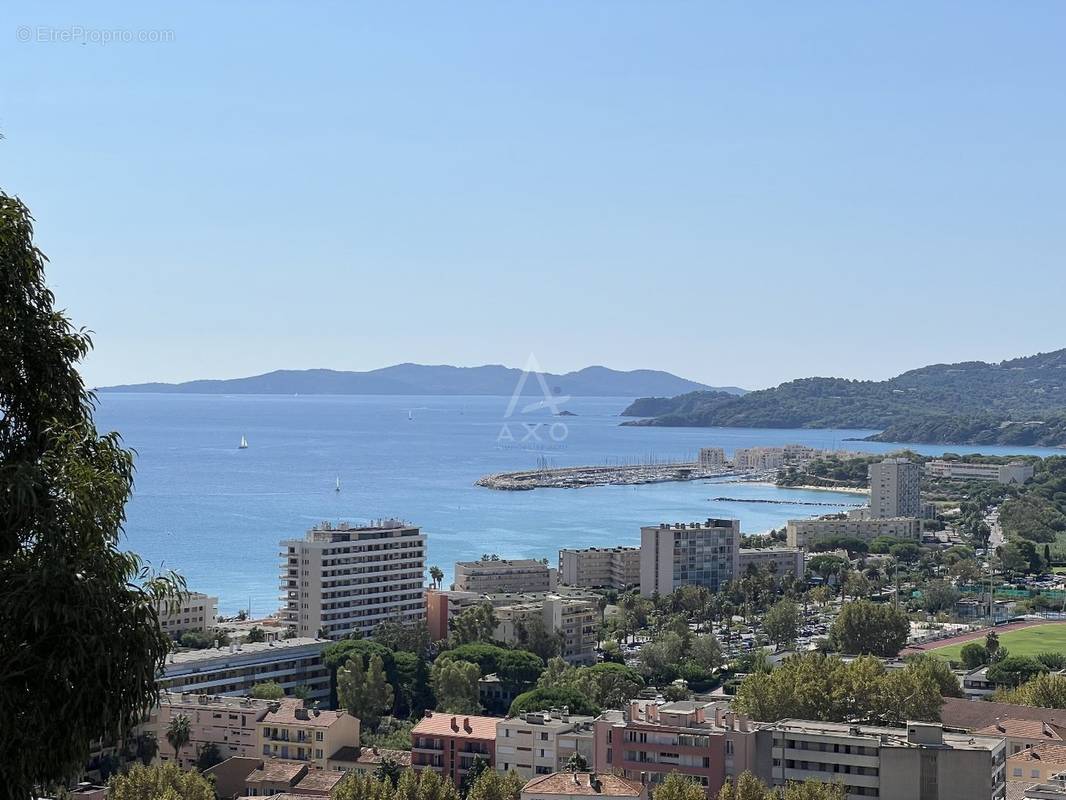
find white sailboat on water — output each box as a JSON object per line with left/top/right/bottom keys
{"left": 335, "top": 476, "right": 341, "bottom": 493}
{"left": 238, "top": 435, "right": 248, "bottom": 449}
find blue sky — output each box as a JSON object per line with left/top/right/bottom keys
{"left": 3, "top": 2, "right": 1064, "bottom": 390}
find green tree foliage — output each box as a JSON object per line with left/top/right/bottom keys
{"left": 732, "top": 653, "right": 942, "bottom": 725}
{"left": 374, "top": 756, "right": 405, "bottom": 787}
{"left": 639, "top": 631, "right": 685, "bottom": 682}
{"left": 432, "top": 659, "right": 482, "bottom": 714}
{"left": 905, "top": 654, "right": 964, "bottom": 698}
{"left": 1, "top": 193, "right": 185, "bottom": 797}
{"left": 994, "top": 673, "right": 1066, "bottom": 708}
{"left": 374, "top": 621, "right": 432, "bottom": 655}
{"left": 564, "top": 752, "right": 589, "bottom": 772}
{"left": 324, "top": 639, "right": 397, "bottom": 708}
{"left": 514, "top": 614, "right": 562, "bottom": 661}
{"left": 437, "top": 644, "right": 544, "bottom": 690}
{"left": 508, "top": 686, "right": 600, "bottom": 717}
{"left": 465, "top": 768, "right": 523, "bottom": 800}
{"left": 960, "top": 642, "right": 989, "bottom": 669}
{"left": 1036, "top": 651, "right": 1066, "bottom": 670}
{"left": 921, "top": 582, "right": 961, "bottom": 614}
{"left": 449, "top": 603, "right": 498, "bottom": 646}
{"left": 339, "top": 655, "right": 396, "bottom": 730}
{"left": 654, "top": 773, "right": 708, "bottom": 800}
{"left": 334, "top": 767, "right": 460, "bottom": 800}
{"left": 830, "top": 600, "right": 909, "bottom": 657}
{"left": 717, "top": 772, "right": 846, "bottom": 800}
{"left": 166, "top": 714, "right": 191, "bottom": 761}
{"left": 688, "top": 635, "right": 724, "bottom": 671}
{"left": 245, "top": 626, "right": 266, "bottom": 643}
{"left": 986, "top": 655, "right": 1049, "bottom": 688}
{"left": 108, "top": 763, "right": 215, "bottom": 800}
{"left": 764, "top": 600, "right": 801, "bottom": 649}
{"left": 251, "top": 681, "right": 285, "bottom": 700}
{"left": 194, "top": 742, "right": 223, "bottom": 771}
{"left": 534, "top": 658, "right": 644, "bottom": 709}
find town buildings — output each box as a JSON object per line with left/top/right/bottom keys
{"left": 868, "top": 458, "right": 922, "bottom": 519}
{"left": 496, "top": 710, "right": 596, "bottom": 780}
{"left": 280, "top": 519, "right": 426, "bottom": 639}
{"left": 491, "top": 592, "right": 599, "bottom": 665}
{"left": 926, "top": 460, "right": 1035, "bottom": 486}
{"left": 327, "top": 745, "right": 413, "bottom": 774}
{"left": 258, "top": 703, "right": 359, "bottom": 768}
{"left": 558, "top": 547, "right": 641, "bottom": 591}
{"left": 733, "top": 447, "right": 785, "bottom": 471}
{"left": 454, "top": 559, "right": 555, "bottom": 594}
{"left": 640, "top": 520, "right": 740, "bottom": 596}
{"left": 738, "top": 547, "right": 805, "bottom": 578}
{"left": 157, "top": 638, "right": 330, "bottom": 703}
{"left": 785, "top": 515, "right": 921, "bottom": 548}
{"left": 1009, "top": 745, "right": 1066, "bottom": 785}
{"left": 426, "top": 589, "right": 484, "bottom": 641}
{"left": 593, "top": 700, "right": 757, "bottom": 797}
{"left": 757, "top": 719, "right": 1006, "bottom": 800}
{"left": 142, "top": 692, "right": 281, "bottom": 770}
{"left": 157, "top": 591, "right": 218, "bottom": 639}
{"left": 411, "top": 712, "right": 498, "bottom": 787}
{"left": 520, "top": 773, "right": 647, "bottom": 800}
{"left": 698, "top": 448, "right": 727, "bottom": 469}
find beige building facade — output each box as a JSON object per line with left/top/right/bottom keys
{"left": 786, "top": 515, "right": 920, "bottom": 548}
{"left": 558, "top": 546, "right": 640, "bottom": 590}
{"left": 738, "top": 547, "right": 805, "bottom": 578}
{"left": 144, "top": 693, "right": 279, "bottom": 770}
{"left": 258, "top": 704, "right": 360, "bottom": 769}
{"left": 454, "top": 559, "right": 554, "bottom": 594}
{"left": 496, "top": 710, "right": 596, "bottom": 780}
{"left": 280, "top": 519, "right": 426, "bottom": 639}
{"left": 869, "top": 458, "right": 922, "bottom": 519}
{"left": 491, "top": 592, "right": 598, "bottom": 665}
{"left": 158, "top": 591, "right": 218, "bottom": 639}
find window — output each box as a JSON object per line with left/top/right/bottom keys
{"left": 1013, "top": 768, "right": 1022, "bottom": 777}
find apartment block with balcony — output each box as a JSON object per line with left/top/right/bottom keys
{"left": 411, "top": 712, "right": 498, "bottom": 787}
{"left": 558, "top": 547, "right": 640, "bottom": 591}
{"left": 594, "top": 701, "right": 757, "bottom": 797}
{"left": 926, "top": 460, "right": 1035, "bottom": 486}
{"left": 639, "top": 520, "right": 740, "bottom": 597}
{"left": 490, "top": 592, "right": 599, "bottom": 666}
{"left": 699, "top": 448, "right": 727, "bottom": 468}
{"left": 738, "top": 547, "right": 805, "bottom": 579}
{"left": 280, "top": 519, "right": 426, "bottom": 640}
{"left": 258, "top": 704, "right": 359, "bottom": 769}
{"left": 758, "top": 720, "right": 1006, "bottom": 800}
{"left": 157, "top": 638, "right": 330, "bottom": 704}
{"left": 157, "top": 591, "right": 218, "bottom": 639}
{"left": 785, "top": 515, "right": 920, "bottom": 549}
{"left": 454, "top": 559, "right": 555, "bottom": 594}
{"left": 868, "top": 458, "right": 922, "bottom": 519}
{"left": 496, "top": 710, "right": 596, "bottom": 780}
{"left": 141, "top": 692, "right": 281, "bottom": 770}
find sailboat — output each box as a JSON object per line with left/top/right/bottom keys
{"left": 335, "top": 476, "right": 341, "bottom": 493}
{"left": 238, "top": 435, "right": 248, "bottom": 449}
{"left": 408, "top": 410, "right": 414, "bottom": 421}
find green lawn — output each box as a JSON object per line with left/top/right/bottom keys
{"left": 931, "top": 623, "right": 1066, "bottom": 661}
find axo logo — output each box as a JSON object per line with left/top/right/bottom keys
{"left": 496, "top": 354, "right": 570, "bottom": 450}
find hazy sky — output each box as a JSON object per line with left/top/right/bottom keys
{"left": 4, "top": 2, "right": 1064, "bottom": 390}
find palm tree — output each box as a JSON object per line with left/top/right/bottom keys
{"left": 166, "top": 713, "right": 191, "bottom": 764}
{"left": 429, "top": 565, "right": 444, "bottom": 590}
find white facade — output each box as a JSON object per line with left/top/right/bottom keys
{"left": 496, "top": 711, "right": 596, "bottom": 780}
{"left": 640, "top": 519, "right": 740, "bottom": 596}
{"left": 738, "top": 547, "right": 805, "bottom": 578}
{"left": 869, "top": 458, "right": 922, "bottom": 519}
{"left": 926, "top": 460, "right": 1034, "bottom": 486}
{"left": 786, "top": 515, "right": 920, "bottom": 548}
{"left": 558, "top": 546, "right": 640, "bottom": 590}
{"left": 280, "top": 520, "right": 426, "bottom": 639}
{"left": 157, "top": 592, "right": 218, "bottom": 639}
{"left": 699, "top": 447, "right": 727, "bottom": 468}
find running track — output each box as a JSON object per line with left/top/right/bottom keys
{"left": 902, "top": 619, "right": 1066, "bottom": 656}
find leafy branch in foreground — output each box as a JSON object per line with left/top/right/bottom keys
{"left": 0, "top": 192, "right": 185, "bottom": 797}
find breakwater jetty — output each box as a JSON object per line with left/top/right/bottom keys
{"left": 476, "top": 462, "right": 736, "bottom": 491}
{"left": 709, "top": 496, "right": 862, "bottom": 508}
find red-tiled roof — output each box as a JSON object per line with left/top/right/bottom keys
{"left": 263, "top": 705, "right": 349, "bottom": 728}
{"left": 522, "top": 773, "right": 644, "bottom": 798}
{"left": 974, "top": 719, "right": 1066, "bottom": 741}
{"left": 941, "top": 697, "right": 1066, "bottom": 731}
{"left": 411, "top": 712, "right": 499, "bottom": 740}
{"left": 1008, "top": 742, "right": 1066, "bottom": 764}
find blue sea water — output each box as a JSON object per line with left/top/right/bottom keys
{"left": 94, "top": 394, "right": 1064, "bottom": 615}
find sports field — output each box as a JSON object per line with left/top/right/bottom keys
{"left": 930, "top": 623, "right": 1066, "bottom": 661}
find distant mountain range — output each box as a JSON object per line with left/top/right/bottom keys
{"left": 98, "top": 364, "right": 746, "bottom": 398}
{"left": 621, "top": 349, "right": 1066, "bottom": 447}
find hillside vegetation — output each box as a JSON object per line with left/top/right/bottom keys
{"left": 622, "top": 349, "right": 1066, "bottom": 445}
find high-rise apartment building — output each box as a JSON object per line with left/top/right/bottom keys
{"left": 699, "top": 448, "right": 727, "bottom": 468}
{"left": 785, "top": 516, "right": 921, "bottom": 548}
{"left": 868, "top": 458, "right": 922, "bottom": 519}
{"left": 157, "top": 591, "right": 219, "bottom": 639}
{"left": 640, "top": 519, "right": 740, "bottom": 596}
{"left": 558, "top": 546, "right": 640, "bottom": 590}
{"left": 280, "top": 520, "right": 426, "bottom": 640}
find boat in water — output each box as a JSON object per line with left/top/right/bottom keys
{"left": 335, "top": 476, "right": 341, "bottom": 492}
{"left": 238, "top": 435, "right": 248, "bottom": 449}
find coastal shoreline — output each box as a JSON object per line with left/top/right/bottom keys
{"left": 737, "top": 480, "right": 869, "bottom": 496}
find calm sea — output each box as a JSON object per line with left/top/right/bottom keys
{"left": 95, "top": 394, "right": 1062, "bottom": 614}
